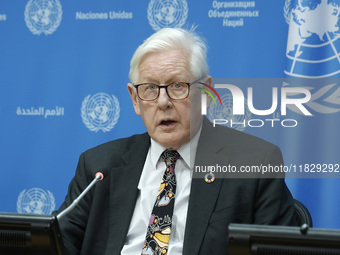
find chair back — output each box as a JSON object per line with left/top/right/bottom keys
{"left": 294, "top": 199, "right": 313, "bottom": 227}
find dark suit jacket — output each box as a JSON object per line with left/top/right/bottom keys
{"left": 57, "top": 119, "right": 296, "bottom": 255}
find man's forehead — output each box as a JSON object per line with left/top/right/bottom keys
{"left": 137, "top": 50, "right": 193, "bottom": 83}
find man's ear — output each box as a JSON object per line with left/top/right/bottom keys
{"left": 204, "top": 75, "right": 212, "bottom": 86}
{"left": 127, "top": 83, "right": 141, "bottom": 116}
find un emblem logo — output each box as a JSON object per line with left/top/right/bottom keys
{"left": 147, "top": 0, "right": 188, "bottom": 31}
{"left": 207, "top": 94, "right": 252, "bottom": 131}
{"left": 24, "top": 0, "right": 62, "bottom": 35}
{"left": 81, "top": 93, "right": 120, "bottom": 133}
{"left": 283, "top": 0, "right": 340, "bottom": 114}
{"left": 17, "top": 188, "right": 55, "bottom": 215}
{"left": 284, "top": 0, "right": 340, "bottom": 78}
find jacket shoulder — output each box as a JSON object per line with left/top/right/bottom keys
{"left": 79, "top": 133, "right": 150, "bottom": 170}
{"left": 85, "top": 132, "right": 149, "bottom": 155}
{"left": 204, "top": 119, "right": 279, "bottom": 151}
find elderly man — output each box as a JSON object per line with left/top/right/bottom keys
{"left": 57, "top": 28, "right": 296, "bottom": 255}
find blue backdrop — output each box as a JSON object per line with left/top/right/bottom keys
{"left": 1, "top": 0, "right": 339, "bottom": 229}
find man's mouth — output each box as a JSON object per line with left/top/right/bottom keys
{"left": 160, "top": 120, "right": 176, "bottom": 126}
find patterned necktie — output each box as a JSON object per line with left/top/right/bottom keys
{"left": 142, "top": 149, "right": 180, "bottom": 255}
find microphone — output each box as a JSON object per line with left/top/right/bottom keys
{"left": 57, "top": 170, "right": 107, "bottom": 220}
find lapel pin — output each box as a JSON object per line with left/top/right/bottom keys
{"left": 204, "top": 172, "right": 215, "bottom": 184}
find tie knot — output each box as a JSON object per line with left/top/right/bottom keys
{"left": 161, "top": 149, "right": 180, "bottom": 165}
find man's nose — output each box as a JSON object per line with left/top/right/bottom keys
{"left": 157, "top": 87, "right": 172, "bottom": 108}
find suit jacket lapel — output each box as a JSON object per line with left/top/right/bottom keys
{"left": 183, "top": 118, "right": 230, "bottom": 255}
{"left": 105, "top": 134, "right": 150, "bottom": 255}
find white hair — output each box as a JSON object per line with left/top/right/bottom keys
{"left": 129, "top": 27, "right": 209, "bottom": 84}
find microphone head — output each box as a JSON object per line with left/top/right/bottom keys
{"left": 95, "top": 169, "right": 108, "bottom": 181}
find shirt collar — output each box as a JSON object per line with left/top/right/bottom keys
{"left": 150, "top": 125, "right": 202, "bottom": 170}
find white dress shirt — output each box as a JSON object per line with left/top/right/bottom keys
{"left": 121, "top": 129, "right": 201, "bottom": 255}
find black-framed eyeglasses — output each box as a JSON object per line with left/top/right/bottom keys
{"left": 133, "top": 79, "right": 202, "bottom": 101}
